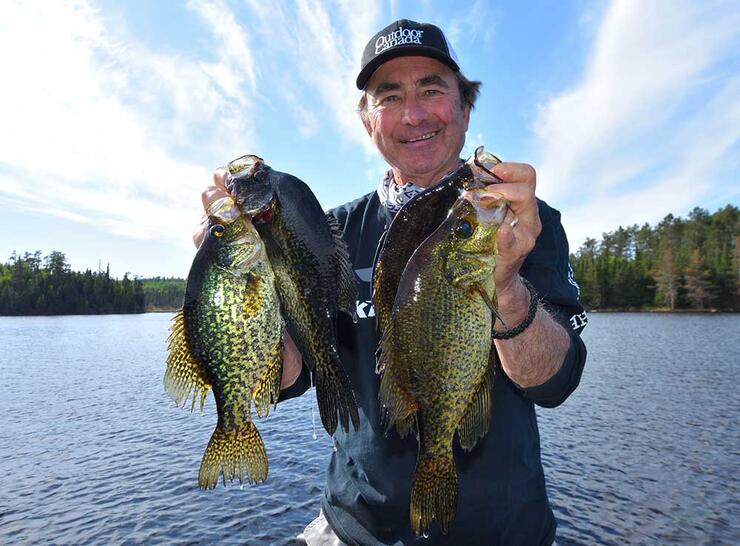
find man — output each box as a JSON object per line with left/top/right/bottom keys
{"left": 197, "top": 19, "right": 587, "bottom": 546}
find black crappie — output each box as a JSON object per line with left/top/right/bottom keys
{"left": 164, "top": 196, "right": 283, "bottom": 489}
{"left": 225, "top": 155, "right": 359, "bottom": 436}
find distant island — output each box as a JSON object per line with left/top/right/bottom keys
{"left": 0, "top": 205, "right": 737, "bottom": 316}
{"left": 0, "top": 251, "right": 185, "bottom": 315}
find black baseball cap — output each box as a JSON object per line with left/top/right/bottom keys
{"left": 356, "top": 19, "right": 460, "bottom": 90}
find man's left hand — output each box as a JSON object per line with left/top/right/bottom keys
{"left": 485, "top": 162, "right": 541, "bottom": 298}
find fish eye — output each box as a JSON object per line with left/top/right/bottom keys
{"left": 210, "top": 224, "right": 225, "bottom": 238}
{"left": 455, "top": 219, "right": 473, "bottom": 239}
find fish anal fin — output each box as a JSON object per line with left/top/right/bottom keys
{"left": 164, "top": 310, "right": 211, "bottom": 413}
{"left": 457, "top": 349, "right": 496, "bottom": 451}
{"left": 314, "top": 349, "right": 361, "bottom": 435}
{"left": 198, "top": 421, "right": 268, "bottom": 489}
{"left": 377, "top": 322, "right": 418, "bottom": 438}
{"left": 410, "top": 454, "right": 458, "bottom": 536}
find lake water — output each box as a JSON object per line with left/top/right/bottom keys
{"left": 0, "top": 313, "right": 738, "bottom": 545}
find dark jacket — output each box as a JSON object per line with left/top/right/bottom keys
{"left": 282, "top": 190, "right": 587, "bottom": 546}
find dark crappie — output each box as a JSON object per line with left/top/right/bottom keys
{"left": 164, "top": 196, "right": 283, "bottom": 489}
{"left": 225, "top": 155, "right": 359, "bottom": 436}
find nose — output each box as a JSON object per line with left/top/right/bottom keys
{"left": 401, "top": 95, "right": 428, "bottom": 126}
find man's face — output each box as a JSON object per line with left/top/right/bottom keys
{"left": 363, "top": 56, "right": 470, "bottom": 188}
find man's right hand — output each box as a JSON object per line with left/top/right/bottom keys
{"left": 193, "top": 168, "right": 304, "bottom": 390}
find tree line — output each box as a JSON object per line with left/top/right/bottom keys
{"left": 571, "top": 205, "right": 738, "bottom": 311}
{"left": 0, "top": 251, "right": 186, "bottom": 315}
{"left": 2, "top": 204, "right": 737, "bottom": 315}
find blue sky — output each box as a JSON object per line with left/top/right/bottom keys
{"left": 0, "top": 0, "right": 737, "bottom": 278}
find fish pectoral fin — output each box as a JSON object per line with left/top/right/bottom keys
{"left": 377, "top": 322, "right": 418, "bottom": 438}
{"left": 457, "top": 348, "right": 496, "bottom": 451}
{"left": 410, "top": 453, "right": 458, "bottom": 536}
{"left": 198, "top": 421, "right": 268, "bottom": 489}
{"left": 327, "top": 213, "right": 358, "bottom": 320}
{"left": 252, "top": 334, "right": 284, "bottom": 419}
{"left": 164, "top": 309, "right": 211, "bottom": 413}
{"left": 473, "top": 284, "right": 507, "bottom": 329}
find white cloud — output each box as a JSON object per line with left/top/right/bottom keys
{"left": 446, "top": 0, "right": 495, "bottom": 53}
{"left": 0, "top": 0, "right": 258, "bottom": 248}
{"left": 534, "top": 0, "right": 740, "bottom": 249}
{"left": 241, "top": 0, "right": 379, "bottom": 153}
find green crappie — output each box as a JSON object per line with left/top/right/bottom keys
{"left": 224, "top": 155, "right": 359, "bottom": 436}
{"left": 164, "top": 196, "right": 283, "bottom": 489}
{"left": 377, "top": 181, "right": 508, "bottom": 535}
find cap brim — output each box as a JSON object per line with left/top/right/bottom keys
{"left": 356, "top": 46, "right": 460, "bottom": 89}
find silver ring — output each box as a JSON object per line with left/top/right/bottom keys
{"left": 509, "top": 217, "right": 519, "bottom": 228}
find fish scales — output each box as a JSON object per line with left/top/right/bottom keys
{"left": 374, "top": 148, "right": 507, "bottom": 537}
{"left": 226, "top": 157, "right": 359, "bottom": 436}
{"left": 373, "top": 163, "right": 480, "bottom": 339}
{"left": 165, "top": 200, "right": 283, "bottom": 489}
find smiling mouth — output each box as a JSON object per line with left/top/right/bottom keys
{"left": 400, "top": 130, "right": 439, "bottom": 144}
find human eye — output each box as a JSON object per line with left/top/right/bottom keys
{"left": 423, "top": 88, "right": 443, "bottom": 97}
{"left": 380, "top": 94, "right": 399, "bottom": 104}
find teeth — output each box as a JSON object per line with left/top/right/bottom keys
{"left": 405, "top": 132, "right": 437, "bottom": 143}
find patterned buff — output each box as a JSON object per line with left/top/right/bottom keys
{"left": 376, "top": 170, "right": 425, "bottom": 215}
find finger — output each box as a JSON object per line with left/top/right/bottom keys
{"left": 490, "top": 162, "right": 536, "bottom": 190}
{"left": 213, "top": 168, "right": 228, "bottom": 191}
{"left": 201, "top": 185, "right": 230, "bottom": 211}
{"left": 482, "top": 181, "right": 537, "bottom": 218}
{"left": 280, "top": 330, "right": 303, "bottom": 389}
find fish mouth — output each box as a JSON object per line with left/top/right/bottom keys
{"left": 458, "top": 250, "right": 496, "bottom": 266}
{"left": 464, "top": 190, "right": 508, "bottom": 225}
{"left": 467, "top": 145, "right": 504, "bottom": 185}
{"left": 399, "top": 130, "right": 440, "bottom": 144}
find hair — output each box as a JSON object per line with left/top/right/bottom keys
{"left": 357, "top": 70, "right": 482, "bottom": 122}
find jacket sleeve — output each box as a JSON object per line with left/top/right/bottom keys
{"left": 277, "top": 365, "right": 312, "bottom": 402}
{"left": 518, "top": 200, "right": 588, "bottom": 408}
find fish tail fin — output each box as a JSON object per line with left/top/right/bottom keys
{"left": 198, "top": 421, "right": 268, "bottom": 489}
{"left": 315, "top": 350, "right": 360, "bottom": 435}
{"left": 164, "top": 310, "right": 211, "bottom": 413}
{"left": 410, "top": 454, "right": 458, "bottom": 536}
{"left": 326, "top": 213, "right": 358, "bottom": 320}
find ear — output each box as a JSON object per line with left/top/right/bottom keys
{"left": 462, "top": 104, "right": 471, "bottom": 130}
{"left": 363, "top": 116, "right": 373, "bottom": 137}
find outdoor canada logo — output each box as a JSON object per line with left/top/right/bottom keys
{"left": 375, "top": 26, "right": 424, "bottom": 54}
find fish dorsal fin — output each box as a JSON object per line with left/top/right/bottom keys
{"left": 164, "top": 309, "right": 211, "bottom": 413}
{"left": 326, "top": 213, "right": 358, "bottom": 320}
{"left": 456, "top": 348, "right": 497, "bottom": 451}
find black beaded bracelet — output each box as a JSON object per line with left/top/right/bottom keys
{"left": 491, "top": 278, "right": 539, "bottom": 340}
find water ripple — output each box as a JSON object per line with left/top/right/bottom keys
{"left": 1, "top": 312, "right": 738, "bottom": 545}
